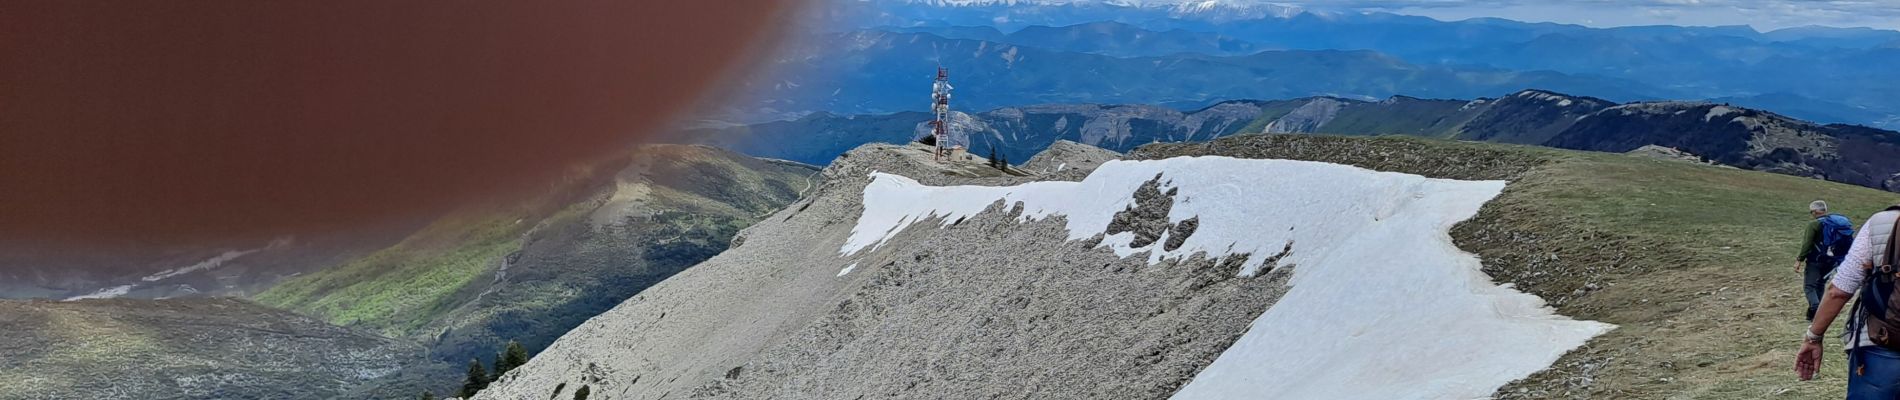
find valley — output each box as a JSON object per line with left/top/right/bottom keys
{"left": 0, "top": 298, "right": 436, "bottom": 400}
{"left": 0, "top": 145, "right": 817, "bottom": 399}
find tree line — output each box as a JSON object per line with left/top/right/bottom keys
{"left": 415, "top": 339, "right": 531, "bottom": 399}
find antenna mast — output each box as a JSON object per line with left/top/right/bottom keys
{"left": 930, "top": 67, "right": 953, "bottom": 160}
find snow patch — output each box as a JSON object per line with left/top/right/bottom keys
{"left": 141, "top": 237, "right": 292, "bottom": 282}
{"left": 1459, "top": 99, "right": 1490, "bottom": 111}
{"left": 844, "top": 156, "right": 1611, "bottom": 399}
{"left": 153, "top": 285, "right": 201, "bottom": 300}
{"left": 1167, "top": 0, "right": 1303, "bottom": 20}
{"left": 65, "top": 285, "right": 134, "bottom": 301}
{"left": 1705, "top": 105, "right": 1738, "bottom": 122}
{"left": 1517, "top": 91, "right": 1565, "bottom": 102}
{"left": 838, "top": 263, "right": 858, "bottom": 277}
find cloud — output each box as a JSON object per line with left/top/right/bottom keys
{"left": 1273, "top": 0, "right": 1900, "bottom": 30}
{"left": 1112, "top": 0, "right": 1900, "bottom": 30}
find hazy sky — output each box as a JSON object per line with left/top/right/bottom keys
{"left": 1282, "top": 0, "right": 1900, "bottom": 30}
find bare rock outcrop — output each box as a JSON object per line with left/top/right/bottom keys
{"left": 1021, "top": 140, "right": 1122, "bottom": 179}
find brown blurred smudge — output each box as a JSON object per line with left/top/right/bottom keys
{"left": 0, "top": 0, "right": 804, "bottom": 248}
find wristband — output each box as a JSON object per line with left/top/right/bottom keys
{"left": 1805, "top": 329, "right": 1825, "bottom": 344}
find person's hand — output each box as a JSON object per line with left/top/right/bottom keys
{"left": 1797, "top": 340, "right": 1824, "bottom": 380}
{"left": 1797, "top": 261, "right": 1805, "bottom": 274}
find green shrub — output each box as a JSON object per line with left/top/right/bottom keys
{"left": 459, "top": 359, "right": 491, "bottom": 398}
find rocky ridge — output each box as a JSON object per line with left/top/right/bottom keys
{"left": 468, "top": 142, "right": 1305, "bottom": 399}
{"left": 471, "top": 137, "right": 1610, "bottom": 400}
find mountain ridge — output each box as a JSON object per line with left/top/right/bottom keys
{"left": 474, "top": 135, "right": 1900, "bottom": 399}
{"left": 681, "top": 89, "right": 1900, "bottom": 194}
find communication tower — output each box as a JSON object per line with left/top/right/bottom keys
{"left": 930, "top": 67, "right": 953, "bottom": 160}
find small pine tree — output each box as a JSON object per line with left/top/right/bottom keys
{"left": 459, "top": 359, "right": 491, "bottom": 398}
{"left": 418, "top": 390, "right": 435, "bottom": 400}
{"left": 986, "top": 144, "right": 1010, "bottom": 171}
{"left": 495, "top": 340, "right": 530, "bottom": 378}
{"left": 573, "top": 385, "right": 591, "bottom": 400}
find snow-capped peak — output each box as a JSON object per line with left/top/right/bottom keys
{"left": 892, "top": 0, "right": 1308, "bottom": 20}
{"left": 898, "top": 0, "right": 1088, "bottom": 6}
{"left": 1166, "top": 0, "right": 1302, "bottom": 19}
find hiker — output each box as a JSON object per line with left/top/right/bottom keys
{"left": 1795, "top": 204, "right": 1900, "bottom": 397}
{"left": 1799, "top": 201, "right": 1858, "bottom": 321}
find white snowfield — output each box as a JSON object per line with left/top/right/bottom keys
{"left": 63, "top": 284, "right": 134, "bottom": 301}
{"left": 847, "top": 156, "right": 1612, "bottom": 400}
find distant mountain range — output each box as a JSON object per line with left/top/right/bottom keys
{"left": 719, "top": 30, "right": 1670, "bottom": 122}
{"left": 679, "top": 89, "right": 1900, "bottom": 193}
{"left": 720, "top": 0, "right": 1900, "bottom": 129}
{"left": 843, "top": 0, "right": 1900, "bottom": 51}
{"left": 887, "top": 21, "right": 1264, "bottom": 57}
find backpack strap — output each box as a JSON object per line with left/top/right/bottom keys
{"left": 1886, "top": 214, "right": 1900, "bottom": 272}
{"left": 1855, "top": 213, "right": 1900, "bottom": 350}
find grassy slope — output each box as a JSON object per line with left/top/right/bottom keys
{"left": 1230, "top": 98, "right": 1480, "bottom": 138}
{"left": 1232, "top": 99, "right": 1310, "bottom": 134}
{"left": 424, "top": 150, "right": 814, "bottom": 364}
{"left": 1135, "top": 135, "right": 1897, "bottom": 399}
{"left": 253, "top": 207, "right": 533, "bottom": 337}
{"left": 255, "top": 144, "right": 815, "bottom": 370}
{"left": 250, "top": 147, "right": 620, "bottom": 338}
{"left": 1320, "top": 98, "right": 1475, "bottom": 137}
{"left": 1486, "top": 149, "right": 1893, "bottom": 399}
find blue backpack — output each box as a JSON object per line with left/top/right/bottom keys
{"left": 1817, "top": 213, "right": 1856, "bottom": 262}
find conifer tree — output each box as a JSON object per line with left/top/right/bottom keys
{"left": 459, "top": 359, "right": 491, "bottom": 398}
{"left": 986, "top": 144, "right": 1010, "bottom": 171}
{"left": 495, "top": 340, "right": 531, "bottom": 378}
{"left": 573, "top": 385, "right": 591, "bottom": 400}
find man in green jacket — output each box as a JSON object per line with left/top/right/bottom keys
{"left": 1797, "top": 200, "right": 1855, "bottom": 321}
